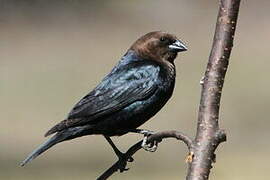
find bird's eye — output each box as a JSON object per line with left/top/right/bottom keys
{"left": 160, "top": 37, "right": 166, "bottom": 42}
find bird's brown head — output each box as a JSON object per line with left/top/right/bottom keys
{"left": 130, "top": 31, "right": 187, "bottom": 64}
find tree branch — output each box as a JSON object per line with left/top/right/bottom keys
{"left": 96, "top": 130, "right": 192, "bottom": 180}
{"left": 186, "top": 0, "right": 241, "bottom": 179}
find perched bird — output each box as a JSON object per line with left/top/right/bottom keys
{"left": 20, "top": 31, "right": 187, "bottom": 166}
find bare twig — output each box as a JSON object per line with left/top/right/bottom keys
{"left": 97, "top": 130, "right": 192, "bottom": 180}
{"left": 186, "top": 0, "right": 241, "bottom": 179}
{"left": 147, "top": 130, "right": 193, "bottom": 150}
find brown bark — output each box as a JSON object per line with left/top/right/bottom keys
{"left": 186, "top": 0, "right": 241, "bottom": 179}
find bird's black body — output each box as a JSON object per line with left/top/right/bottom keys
{"left": 54, "top": 50, "right": 175, "bottom": 137}
{"left": 21, "top": 31, "right": 187, "bottom": 166}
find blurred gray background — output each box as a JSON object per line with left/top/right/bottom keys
{"left": 1, "top": 0, "right": 269, "bottom": 179}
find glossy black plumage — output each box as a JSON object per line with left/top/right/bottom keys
{"left": 21, "top": 31, "right": 187, "bottom": 166}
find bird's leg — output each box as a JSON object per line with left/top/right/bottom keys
{"left": 104, "top": 136, "right": 133, "bottom": 172}
{"left": 104, "top": 135, "right": 133, "bottom": 161}
{"left": 129, "top": 129, "right": 159, "bottom": 152}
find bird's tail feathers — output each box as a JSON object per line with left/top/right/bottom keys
{"left": 44, "top": 119, "right": 68, "bottom": 137}
{"left": 44, "top": 119, "right": 82, "bottom": 137}
{"left": 20, "top": 126, "right": 86, "bottom": 166}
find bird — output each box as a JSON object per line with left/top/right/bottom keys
{"left": 20, "top": 31, "right": 187, "bottom": 167}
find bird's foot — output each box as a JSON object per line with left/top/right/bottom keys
{"left": 117, "top": 160, "right": 129, "bottom": 172}
{"left": 117, "top": 152, "right": 134, "bottom": 172}
{"left": 130, "top": 129, "right": 159, "bottom": 152}
{"left": 141, "top": 135, "right": 158, "bottom": 152}
{"left": 116, "top": 151, "right": 133, "bottom": 162}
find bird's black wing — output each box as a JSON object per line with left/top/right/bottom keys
{"left": 67, "top": 63, "right": 160, "bottom": 123}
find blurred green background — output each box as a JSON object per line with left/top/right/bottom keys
{"left": 1, "top": 0, "right": 269, "bottom": 179}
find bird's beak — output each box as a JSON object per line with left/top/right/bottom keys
{"left": 169, "top": 40, "right": 188, "bottom": 52}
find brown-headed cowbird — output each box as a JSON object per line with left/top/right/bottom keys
{"left": 21, "top": 31, "right": 187, "bottom": 166}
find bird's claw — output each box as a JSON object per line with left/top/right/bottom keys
{"left": 141, "top": 135, "right": 158, "bottom": 152}
{"left": 118, "top": 160, "right": 129, "bottom": 173}
{"left": 117, "top": 154, "right": 134, "bottom": 172}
